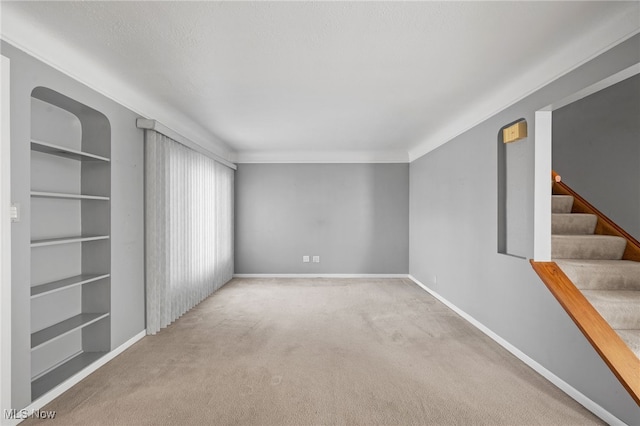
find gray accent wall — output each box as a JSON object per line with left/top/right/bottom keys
{"left": 409, "top": 35, "right": 640, "bottom": 424}
{"left": 3, "top": 41, "right": 145, "bottom": 409}
{"left": 553, "top": 74, "right": 640, "bottom": 240}
{"left": 235, "top": 163, "right": 409, "bottom": 274}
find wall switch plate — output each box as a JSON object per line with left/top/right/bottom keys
{"left": 303, "top": 256, "right": 310, "bottom": 263}
{"left": 312, "top": 256, "right": 320, "bottom": 263}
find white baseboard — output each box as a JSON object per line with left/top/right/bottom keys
{"left": 407, "top": 275, "right": 624, "bottom": 426}
{"left": 233, "top": 273, "right": 409, "bottom": 279}
{"left": 5, "top": 330, "right": 145, "bottom": 426}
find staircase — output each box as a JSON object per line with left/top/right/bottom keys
{"left": 552, "top": 194, "right": 640, "bottom": 358}
{"left": 531, "top": 172, "right": 640, "bottom": 405}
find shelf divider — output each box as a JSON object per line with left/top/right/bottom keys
{"left": 31, "top": 313, "right": 110, "bottom": 351}
{"left": 31, "top": 274, "right": 110, "bottom": 298}
{"left": 31, "top": 139, "right": 110, "bottom": 162}
{"left": 31, "top": 235, "right": 109, "bottom": 248}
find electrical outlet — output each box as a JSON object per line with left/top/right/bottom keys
{"left": 303, "top": 256, "right": 310, "bottom": 263}
{"left": 312, "top": 256, "right": 320, "bottom": 263}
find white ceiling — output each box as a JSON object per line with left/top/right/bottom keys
{"left": 2, "top": 1, "right": 639, "bottom": 163}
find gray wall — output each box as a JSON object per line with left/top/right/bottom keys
{"left": 553, "top": 74, "right": 640, "bottom": 240}
{"left": 235, "top": 163, "right": 409, "bottom": 274}
{"left": 409, "top": 34, "right": 640, "bottom": 424}
{"left": 3, "top": 41, "right": 145, "bottom": 409}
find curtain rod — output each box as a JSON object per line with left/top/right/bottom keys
{"left": 136, "top": 118, "right": 237, "bottom": 170}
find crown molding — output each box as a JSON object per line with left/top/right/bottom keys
{"left": 236, "top": 149, "right": 409, "bottom": 164}
{"left": 408, "top": 4, "right": 640, "bottom": 162}
{"left": 0, "top": 7, "right": 236, "bottom": 164}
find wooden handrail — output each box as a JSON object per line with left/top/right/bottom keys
{"left": 552, "top": 170, "right": 640, "bottom": 262}
{"left": 530, "top": 261, "right": 640, "bottom": 405}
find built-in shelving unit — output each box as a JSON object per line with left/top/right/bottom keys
{"left": 29, "top": 87, "right": 111, "bottom": 401}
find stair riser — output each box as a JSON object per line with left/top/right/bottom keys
{"left": 563, "top": 268, "right": 640, "bottom": 292}
{"left": 557, "top": 265, "right": 640, "bottom": 291}
{"left": 586, "top": 303, "right": 640, "bottom": 329}
{"left": 552, "top": 195, "right": 574, "bottom": 213}
{"left": 552, "top": 214, "right": 597, "bottom": 235}
{"left": 552, "top": 237, "right": 626, "bottom": 260}
{"left": 582, "top": 290, "right": 640, "bottom": 330}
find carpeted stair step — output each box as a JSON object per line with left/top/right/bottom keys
{"left": 552, "top": 195, "right": 574, "bottom": 213}
{"left": 555, "top": 260, "right": 640, "bottom": 291}
{"left": 552, "top": 235, "right": 627, "bottom": 260}
{"left": 617, "top": 330, "right": 640, "bottom": 358}
{"left": 581, "top": 290, "right": 640, "bottom": 329}
{"left": 552, "top": 213, "right": 597, "bottom": 235}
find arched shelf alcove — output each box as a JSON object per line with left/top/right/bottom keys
{"left": 29, "top": 87, "right": 111, "bottom": 401}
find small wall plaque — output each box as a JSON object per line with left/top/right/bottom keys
{"left": 503, "top": 121, "right": 527, "bottom": 143}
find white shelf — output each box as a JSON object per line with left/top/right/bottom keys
{"left": 31, "top": 351, "right": 107, "bottom": 400}
{"left": 31, "top": 313, "right": 110, "bottom": 351}
{"left": 31, "top": 274, "right": 110, "bottom": 298}
{"left": 31, "top": 235, "right": 109, "bottom": 248}
{"left": 31, "top": 139, "right": 110, "bottom": 162}
{"left": 31, "top": 191, "right": 110, "bottom": 201}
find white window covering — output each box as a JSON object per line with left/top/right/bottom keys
{"left": 145, "top": 130, "right": 234, "bottom": 335}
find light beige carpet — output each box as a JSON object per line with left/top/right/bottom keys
{"left": 25, "top": 278, "right": 603, "bottom": 425}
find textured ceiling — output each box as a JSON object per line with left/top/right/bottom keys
{"left": 2, "top": 1, "right": 639, "bottom": 162}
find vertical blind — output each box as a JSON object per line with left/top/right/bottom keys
{"left": 145, "top": 130, "right": 234, "bottom": 335}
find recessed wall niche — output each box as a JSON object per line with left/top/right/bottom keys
{"left": 497, "top": 118, "right": 529, "bottom": 258}
{"left": 29, "top": 87, "right": 111, "bottom": 401}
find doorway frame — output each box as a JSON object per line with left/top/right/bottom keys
{"left": 1, "top": 53, "right": 12, "bottom": 422}
{"left": 533, "top": 63, "right": 640, "bottom": 261}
